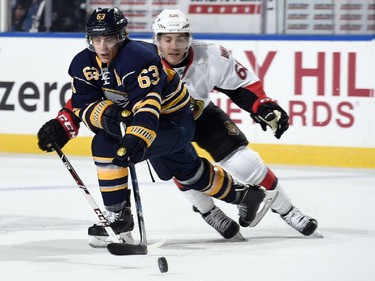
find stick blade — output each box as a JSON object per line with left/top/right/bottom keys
{"left": 107, "top": 243, "right": 148, "bottom": 256}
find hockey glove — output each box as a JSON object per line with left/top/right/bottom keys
{"left": 112, "top": 134, "right": 147, "bottom": 167}
{"left": 101, "top": 104, "right": 132, "bottom": 138}
{"left": 251, "top": 98, "right": 289, "bottom": 139}
{"left": 37, "top": 108, "right": 80, "bottom": 152}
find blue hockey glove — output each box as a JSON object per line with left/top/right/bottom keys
{"left": 101, "top": 104, "right": 132, "bottom": 138}
{"left": 112, "top": 134, "right": 147, "bottom": 167}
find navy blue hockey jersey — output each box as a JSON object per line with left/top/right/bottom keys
{"left": 68, "top": 39, "right": 191, "bottom": 146}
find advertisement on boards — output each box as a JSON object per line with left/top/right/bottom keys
{"left": 0, "top": 37, "right": 374, "bottom": 151}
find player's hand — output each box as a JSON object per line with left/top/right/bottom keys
{"left": 251, "top": 99, "right": 289, "bottom": 139}
{"left": 112, "top": 134, "right": 147, "bottom": 167}
{"left": 37, "top": 109, "right": 80, "bottom": 152}
{"left": 102, "top": 104, "right": 132, "bottom": 138}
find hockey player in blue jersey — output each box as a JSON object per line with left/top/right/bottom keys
{"left": 37, "top": 7, "right": 276, "bottom": 247}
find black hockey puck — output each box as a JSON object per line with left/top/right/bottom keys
{"left": 158, "top": 257, "right": 168, "bottom": 273}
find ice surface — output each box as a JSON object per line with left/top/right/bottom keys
{"left": 1, "top": 153, "right": 374, "bottom": 281}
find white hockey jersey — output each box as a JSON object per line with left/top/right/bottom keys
{"left": 171, "top": 40, "right": 261, "bottom": 119}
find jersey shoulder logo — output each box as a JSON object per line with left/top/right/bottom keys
{"left": 224, "top": 121, "right": 240, "bottom": 136}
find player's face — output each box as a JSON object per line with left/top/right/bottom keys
{"left": 91, "top": 35, "right": 120, "bottom": 63}
{"left": 158, "top": 33, "right": 190, "bottom": 66}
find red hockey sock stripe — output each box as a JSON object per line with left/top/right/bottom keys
{"left": 260, "top": 168, "right": 278, "bottom": 190}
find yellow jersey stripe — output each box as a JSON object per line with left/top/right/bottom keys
{"left": 204, "top": 166, "right": 226, "bottom": 196}
{"left": 97, "top": 166, "right": 128, "bottom": 180}
{"left": 100, "top": 184, "right": 128, "bottom": 193}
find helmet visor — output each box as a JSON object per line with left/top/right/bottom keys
{"left": 87, "top": 35, "right": 125, "bottom": 52}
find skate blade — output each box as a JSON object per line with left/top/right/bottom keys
{"left": 230, "top": 232, "right": 247, "bottom": 241}
{"left": 148, "top": 239, "right": 167, "bottom": 250}
{"left": 249, "top": 189, "right": 279, "bottom": 227}
{"left": 89, "top": 238, "right": 133, "bottom": 248}
{"left": 310, "top": 229, "right": 324, "bottom": 238}
{"left": 88, "top": 232, "right": 135, "bottom": 248}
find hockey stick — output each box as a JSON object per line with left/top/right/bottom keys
{"left": 107, "top": 163, "right": 148, "bottom": 255}
{"left": 51, "top": 142, "right": 121, "bottom": 243}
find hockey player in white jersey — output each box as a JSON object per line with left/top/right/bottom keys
{"left": 151, "top": 9, "right": 318, "bottom": 237}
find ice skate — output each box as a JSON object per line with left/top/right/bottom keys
{"left": 193, "top": 205, "right": 240, "bottom": 239}
{"left": 236, "top": 184, "right": 278, "bottom": 227}
{"left": 88, "top": 206, "right": 135, "bottom": 248}
{"left": 279, "top": 206, "right": 318, "bottom": 236}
